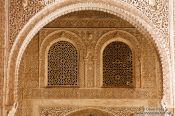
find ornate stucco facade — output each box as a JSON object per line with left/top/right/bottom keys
{"left": 0, "top": 0, "right": 175, "bottom": 116}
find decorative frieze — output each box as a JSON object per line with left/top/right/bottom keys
{"left": 40, "top": 106, "right": 144, "bottom": 116}
{"left": 8, "top": 0, "right": 168, "bottom": 49}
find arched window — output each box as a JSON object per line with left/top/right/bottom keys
{"left": 48, "top": 41, "right": 78, "bottom": 86}
{"left": 103, "top": 41, "right": 133, "bottom": 87}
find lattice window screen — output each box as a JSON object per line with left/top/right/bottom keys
{"left": 48, "top": 41, "right": 78, "bottom": 86}
{"left": 103, "top": 41, "right": 133, "bottom": 87}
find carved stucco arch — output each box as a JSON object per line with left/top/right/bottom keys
{"left": 94, "top": 30, "right": 141, "bottom": 88}
{"left": 5, "top": 0, "right": 171, "bottom": 109}
{"left": 95, "top": 30, "right": 140, "bottom": 56}
{"left": 39, "top": 30, "right": 85, "bottom": 87}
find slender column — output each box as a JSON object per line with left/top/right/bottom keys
{"left": 84, "top": 58, "right": 88, "bottom": 88}
{"left": 93, "top": 58, "right": 97, "bottom": 88}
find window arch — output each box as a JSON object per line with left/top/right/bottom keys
{"left": 103, "top": 41, "right": 133, "bottom": 87}
{"left": 47, "top": 41, "right": 78, "bottom": 86}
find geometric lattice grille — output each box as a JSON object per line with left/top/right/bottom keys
{"left": 103, "top": 42, "right": 133, "bottom": 87}
{"left": 48, "top": 41, "right": 78, "bottom": 86}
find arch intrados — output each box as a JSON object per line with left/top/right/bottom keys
{"left": 95, "top": 30, "right": 140, "bottom": 57}
{"left": 40, "top": 30, "right": 84, "bottom": 50}
{"left": 100, "top": 38, "right": 135, "bottom": 55}
{"left": 6, "top": 1, "right": 170, "bottom": 108}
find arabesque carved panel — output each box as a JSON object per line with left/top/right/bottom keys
{"left": 39, "top": 106, "right": 144, "bottom": 116}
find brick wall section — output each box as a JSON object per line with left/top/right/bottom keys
{"left": 0, "top": 0, "right": 5, "bottom": 115}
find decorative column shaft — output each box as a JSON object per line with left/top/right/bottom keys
{"left": 93, "top": 58, "right": 97, "bottom": 88}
